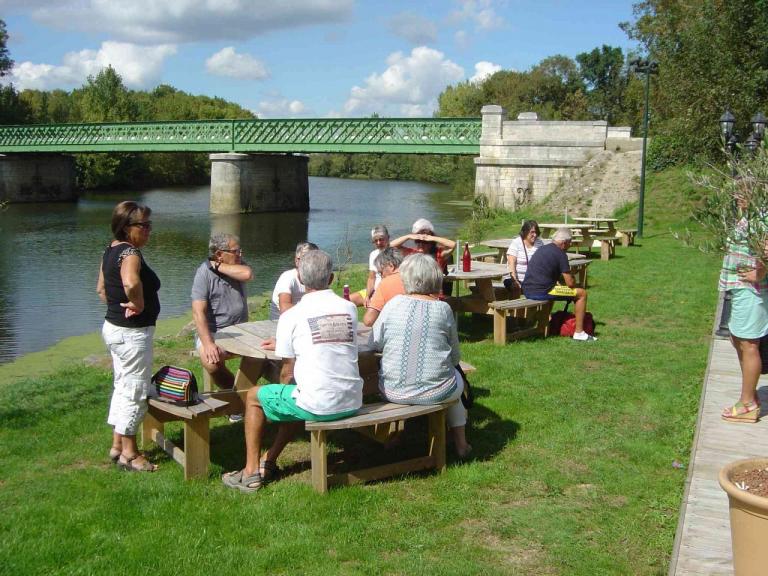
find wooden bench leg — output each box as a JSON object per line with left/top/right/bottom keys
{"left": 600, "top": 241, "right": 611, "bottom": 261}
{"left": 183, "top": 417, "right": 210, "bottom": 480}
{"left": 141, "top": 410, "right": 163, "bottom": 450}
{"left": 427, "top": 410, "right": 446, "bottom": 472}
{"left": 620, "top": 233, "right": 629, "bottom": 247}
{"left": 311, "top": 429, "right": 329, "bottom": 493}
{"left": 492, "top": 308, "right": 508, "bottom": 345}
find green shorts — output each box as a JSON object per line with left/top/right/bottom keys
{"left": 257, "top": 384, "right": 358, "bottom": 423}
{"left": 728, "top": 288, "right": 768, "bottom": 340}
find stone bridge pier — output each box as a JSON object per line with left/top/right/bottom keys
{"left": 209, "top": 153, "right": 309, "bottom": 214}
{"left": 0, "top": 154, "right": 77, "bottom": 203}
{"left": 474, "top": 105, "right": 635, "bottom": 211}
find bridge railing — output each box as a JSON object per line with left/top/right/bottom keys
{"left": 0, "top": 118, "right": 481, "bottom": 155}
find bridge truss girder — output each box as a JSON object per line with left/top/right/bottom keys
{"left": 0, "top": 118, "right": 481, "bottom": 155}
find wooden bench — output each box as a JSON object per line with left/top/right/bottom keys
{"left": 142, "top": 389, "right": 244, "bottom": 480}
{"left": 488, "top": 298, "right": 553, "bottom": 345}
{"left": 305, "top": 402, "right": 448, "bottom": 493}
{"left": 591, "top": 235, "right": 617, "bottom": 260}
{"left": 617, "top": 228, "right": 637, "bottom": 247}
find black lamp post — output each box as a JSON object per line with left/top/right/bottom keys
{"left": 630, "top": 58, "right": 659, "bottom": 238}
{"left": 715, "top": 108, "right": 766, "bottom": 337}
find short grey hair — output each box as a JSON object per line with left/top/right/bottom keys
{"left": 374, "top": 247, "right": 404, "bottom": 272}
{"left": 552, "top": 228, "right": 572, "bottom": 243}
{"left": 209, "top": 233, "right": 238, "bottom": 257}
{"left": 399, "top": 253, "right": 443, "bottom": 295}
{"left": 298, "top": 249, "right": 333, "bottom": 290}
{"left": 371, "top": 224, "right": 389, "bottom": 239}
{"left": 295, "top": 241, "right": 319, "bottom": 258}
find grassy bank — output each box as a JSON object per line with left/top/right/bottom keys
{"left": 0, "top": 167, "right": 719, "bottom": 574}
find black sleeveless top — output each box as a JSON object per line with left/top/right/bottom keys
{"left": 102, "top": 243, "right": 161, "bottom": 328}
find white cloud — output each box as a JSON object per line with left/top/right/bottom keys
{"left": 206, "top": 47, "right": 269, "bottom": 80}
{"left": 20, "top": 0, "right": 354, "bottom": 44}
{"left": 470, "top": 61, "right": 501, "bottom": 83}
{"left": 387, "top": 12, "right": 438, "bottom": 45}
{"left": 450, "top": 0, "right": 503, "bottom": 31}
{"left": 256, "top": 98, "right": 308, "bottom": 118}
{"left": 343, "top": 47, "right": 464, "bottom": 117}
{"left": 7, "top": 41, "right": 176, "bottom": 90}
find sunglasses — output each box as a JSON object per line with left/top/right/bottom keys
{"left": 129, "top": 221, "right": 152, "bottom": 230}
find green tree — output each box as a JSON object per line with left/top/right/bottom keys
{"left": 622, "top": 0, "right": 768, "bottom": 163}
{"left": 436, "top": 81, "right": 484, "bottom": 117}
{"left": 75, "top": 66, "right": 137, "bottom": 122}
{"left": 0, "top": 19, "right": 12, "bottom": 77}
{"left": 576, "top": 45, "right": 627, "bottom": 123}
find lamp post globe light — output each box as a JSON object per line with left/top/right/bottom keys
{"left": 714, "top": 108, "right": 767, "bottom": 338}
{"left": 629, "top": 58, "right": 659, "bottom": 238}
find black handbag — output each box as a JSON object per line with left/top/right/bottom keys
{"left": 760, "top": 335, "right": 768, "bottom": 375}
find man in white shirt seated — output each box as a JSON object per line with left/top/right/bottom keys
{"left": 269, "top": 242, "right": 318, "bottom": 320}
{"left": 222, "top": 249, "right": 363, "bottom": 493}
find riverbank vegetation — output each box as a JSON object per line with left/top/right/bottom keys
{"left": 0, "top": 165, "right": 719, "bottom": 574}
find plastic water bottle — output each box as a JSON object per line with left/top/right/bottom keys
{"left": 343, "top": 284, "right": 350, "bottom": 300}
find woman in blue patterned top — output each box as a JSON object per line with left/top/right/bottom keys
{"left": 372, "top": 253, "right": 471, "bottom": 457}
{"left": 719, "top": 189, "right": 768, "bottom": 423}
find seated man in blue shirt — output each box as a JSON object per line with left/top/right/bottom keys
{"left": 522, "top": 228, "right": 595, "bottom": 341}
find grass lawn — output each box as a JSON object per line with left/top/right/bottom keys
{"left": 0, "top": 167, "right": 720, "bottom": 575}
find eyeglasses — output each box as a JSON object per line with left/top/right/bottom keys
{"left": 129, "top": 221, "right": 152, "bottom": 230}
{"left": 222, "top": 248, "right": 243, "bottom": 255}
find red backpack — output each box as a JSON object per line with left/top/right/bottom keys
{"left": 548, "top": 306, "right": 595, "bottom": 337}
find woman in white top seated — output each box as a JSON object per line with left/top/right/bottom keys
{"left": 269, "top": 242, "right": 318, "bottom": 320}
{"left": 503, "top": 220, "right": 543, "bottom": 298}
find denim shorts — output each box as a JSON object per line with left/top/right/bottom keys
{"left": 728, "top": 288, "right": 768, "bottom": 340}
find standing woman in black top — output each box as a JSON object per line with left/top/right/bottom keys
{"left": 96, "top": 201, "right": 161, "bottom": 472}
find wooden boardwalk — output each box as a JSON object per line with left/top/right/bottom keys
{"left": 669, "top": 327, "right": 768, "bottom": 575}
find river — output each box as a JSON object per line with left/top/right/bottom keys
{"left": 0, "top": 177, "right": 471, "bottom": 364}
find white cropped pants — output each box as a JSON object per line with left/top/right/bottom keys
{"left": 102, "top": 321, "right": 155, "bottom": 436}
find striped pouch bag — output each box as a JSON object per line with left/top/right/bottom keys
{"left": 151, "top": 365, "right": 200, "bottom": 406}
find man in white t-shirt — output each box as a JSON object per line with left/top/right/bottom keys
{"left": 269, "top": 242, "right": 318, "bottom": 320}
{"left": 223, "top": 250, "right": 363, "bottom": 493}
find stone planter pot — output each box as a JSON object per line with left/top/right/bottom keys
{"left": 719, "top": 458, "right": 768, "bottom": 576}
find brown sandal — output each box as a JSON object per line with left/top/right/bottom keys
{"left": 117, "top": 454, "right": 158, "bottom": 472}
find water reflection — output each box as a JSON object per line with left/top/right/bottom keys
{"left": 0, "top": 177, "right": 470, "bottom": 363}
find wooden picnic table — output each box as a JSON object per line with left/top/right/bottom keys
{"left": 537, "top": 223, "right": 593, "bottom": 239}
{"left": 215, "top": 320, "right": 380, "bottom": 395}
{"left": 477, "top": 238, "right": 515, "bottom": 263}
{"left": 445, "top": 261, "right": 509, "bottom": 309}
{"left": 571, "top": 216, "right": 619, "bottom": 233}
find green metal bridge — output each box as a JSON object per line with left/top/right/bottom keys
{"left": 0, "top": 117, "right": 481, "bottom": 155}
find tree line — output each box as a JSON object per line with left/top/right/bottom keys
{"left": 1, "top": 21, "right": 254, "bottom": 190}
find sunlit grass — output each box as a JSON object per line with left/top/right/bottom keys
{"left": 0, "top": 167, "right": 719, "bottom": 574}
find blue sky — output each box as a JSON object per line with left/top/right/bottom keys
{"left": 0, "top": 0, "right": 639, "bottom": 118}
